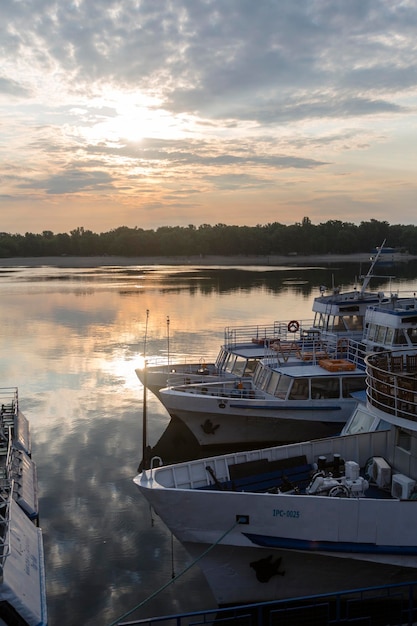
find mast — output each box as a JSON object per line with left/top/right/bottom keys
{"left": 142, "top": 309, "right": 150, "bottom": 469}
{"left": 360, "top": 239, "right": 386, "bottom": 294}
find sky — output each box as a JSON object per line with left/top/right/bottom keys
{"left": 1, "top": 0, "right": 417, "bottom": 235}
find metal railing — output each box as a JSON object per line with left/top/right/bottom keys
{"left": 366, "top": 351, "right": 417, "bottom": 421}
{"left": 117, "top": 579, "right": 417, "bottom": 625}
{"left": 224, "top": 319, "right": 315, "bottom": 348}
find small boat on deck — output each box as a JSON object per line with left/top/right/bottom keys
{"left": 0, "top": 387, "right": 47, "bottom": 626}
{"left": 134, "top": 348, "right": 417, "bottom": 607}
{"left": 136, "top": 242, "right": 390, "bottom": 399}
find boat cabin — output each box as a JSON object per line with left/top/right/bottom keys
{"left": 363, "top": 295, "right": 417, "bottom": 351}
{"left": 252, "top": 361, "right": 365, "bottom": 402}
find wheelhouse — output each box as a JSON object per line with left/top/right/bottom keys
{"left": 252, "top": 362, "right": 365, "bottom": 401}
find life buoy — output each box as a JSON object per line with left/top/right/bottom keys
{"left": 287, "top": 320, "right": 300, "bottom": 333}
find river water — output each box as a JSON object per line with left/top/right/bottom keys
{"left": 1, "top": 259, "right": 417, "bottom": 626}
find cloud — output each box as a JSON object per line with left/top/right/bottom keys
{"left": 0, "top": 76, "right": 31, "bottom": 97}
{"left": 26, "top": 169, "right": 115, "bottom": 195}
{"left": 1, "top": 1, "right": 417, "bottom": 231}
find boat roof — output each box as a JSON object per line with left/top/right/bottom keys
{"left": 225, "top": 346, "right": 271, "bottom": 358}
{"left": 268, "top": 363, "right": 365, "bottom": 377}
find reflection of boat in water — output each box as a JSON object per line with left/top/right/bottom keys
{"left": 0, "top": 387, "right": 47, "bottom": 626}
{"left": 136, "top": 242, "right": 390, "bottom": 399}
{"left": 139, "top": 415, "right": 271, "bottom": 471}
{"left": 135, "top": 348, "right": 417, "bottom": 607}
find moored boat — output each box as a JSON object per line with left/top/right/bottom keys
{"left": 0, "top": 387, "right": 47, "bottom": 626}
{"left": 155, "top": 284, "right": 417, "bottom": 447}
{"left": 134, "top": 348, "right": 417, "bottom": 606}
{"left": 158, "top": 338, "right": 366, "bottom": 447}
{"left": 136, "top": 242, "right": 391, "bottom": 398}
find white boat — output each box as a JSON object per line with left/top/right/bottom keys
{"left": 363, "top": 292, "right": 417, "bottom": 351}
{"left": 157, "top": 290, "right": 417, "bottom": 447}
{"left": 0, "top": 388, "right": 47, "bottom": 626}
{"left": 136, "top": 243, "right": 390, "bottom": 399}
{"left": 158, "top": 342, "right": 366, "bottom": 446}
{"left": 136, "top": 319, "right": 317, "bottom": 400}
{"left": 134, "top": 349, "right": 417, "bottom": 606}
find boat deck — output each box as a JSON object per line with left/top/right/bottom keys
{"left": 198, "top": 453, "right": 394, "bottom": 499}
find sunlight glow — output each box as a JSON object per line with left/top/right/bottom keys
{"left": 82, "top": 90, "right": 195, "bottom": 143}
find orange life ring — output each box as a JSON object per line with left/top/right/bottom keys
{"left": 288, "top": 320, "right": 300, "bottom": 333}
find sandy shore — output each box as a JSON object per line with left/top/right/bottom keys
{"left": 0, "top": 253, "right": 415, "bottom": 268}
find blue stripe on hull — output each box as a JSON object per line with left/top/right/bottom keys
{"left": 229, "top": 404, "right": 342, "bottom": 411}
{"left": 244, "top": 533, "right": 417, "bottom": 556}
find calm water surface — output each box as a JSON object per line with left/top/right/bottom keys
{"left": 1, "top": 260, "right": 417, "bottom": 626}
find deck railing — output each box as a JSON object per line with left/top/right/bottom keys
{"left": 223, "top": 319, "right": 315, "bottom": 348}
{"left": 366, "top": 351, "right": 417, "bottom": 421}
{"left": 117, "top": 580, "right": 417, "bottom": 625}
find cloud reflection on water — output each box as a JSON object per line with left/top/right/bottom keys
{"left": 1, "top": 262, "right": 417, "bottom": 624}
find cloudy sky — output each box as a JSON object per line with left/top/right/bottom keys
{"left": 1, "top": 0, "right": 417, "bottom": 234}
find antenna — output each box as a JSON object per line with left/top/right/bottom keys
{"left": 143, "top": 309, "right": 149, "bottom": 357}
{"left": 360, "top": 239, "right": 386, "bottom": 294}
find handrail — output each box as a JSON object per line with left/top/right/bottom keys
{"left": 0, "top": 479, "right": 13, "bottom": 570}
{"left": 116, "top": 579, "right": 417, "bottom": 625}
{"left": 366, "top": 351, "right": 417, "bottom": 420}
{"left": 0, "top": 387, "right": 18, "bottom": 571}
{"left": 224, "top": 319, "right": 315, "bottom": 348}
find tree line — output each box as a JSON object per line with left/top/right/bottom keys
{"left": 1, "top": 218, "right": 417, "bottom": 258}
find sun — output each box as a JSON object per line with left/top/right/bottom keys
{"left": 84, "top": 89, "right": 191, "bottom": 144}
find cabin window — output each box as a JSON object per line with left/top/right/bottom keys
{"left": 311, "top": 377, "right": 340, "bottom": 399}
{"left": 253, "top": 363, "right": 264, "bottom": 385}
{"left": 393, "top": 329, "right": 407, "bottom": 345}
{"left": 344, "top": 315, "right": 363, "bottom": 331}
{"left": 275, "top": 374, "right": 292, "bottom": 399}
{"left": 385, "top": 328, "right": 394, "bottom": 345}
{"left": 344, "top": 408, "right": 375, "bottom": 434}
{"left": 254, "top": 365, "right": 271, "bottom": 391}
{"left": 342, "top": 376, "right": 366, "bottom": 398}
{"left": 232, "top": 356, "right": 248, "bottom": 377}
{"left": 396, "top": 428, "right": 412, "bottom": 452}
{"left": 368, "top": 324, "right": 376, "bottom": 340}
{"left": 376, "top": 326, "right": 387, "bottom": 343}
{"left": 266, "top": 370, "right": 280, "bottom": 395}
{"left": 407, "top": 328, "right": 417, "bottom": 345}
{"left": 331, "top": 316, "right": 346, "bottom": 331}
{"left": 242, "top": 359, "right": 258, "bottom": 377}
{"left": 223, "top": 353, "right": 237, "bottom": 373}
{"left": 288, "top": 379, "right": 309, "bottom": 400}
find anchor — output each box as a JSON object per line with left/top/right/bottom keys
{"left": 201, "top": 418, "right": 220, "bottom": 434}
{"left": 250, "top": 554, "right": 285, "bottom": 583}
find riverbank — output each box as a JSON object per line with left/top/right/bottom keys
{"left": 0, "top": 252, "right": 415, "bottom": 268}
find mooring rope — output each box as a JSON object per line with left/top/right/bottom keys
{"left": 107, "top": 517, "right": 244, "bottom": 626}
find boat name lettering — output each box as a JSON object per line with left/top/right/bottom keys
{"left": 273, "top": 508, "right": 300, "bottom": 519}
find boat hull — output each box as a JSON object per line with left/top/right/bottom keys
{"left": 162, "top": 395, "right": 355, "bottom": 446}
{"left": 135, "top": 477, "right": 417, "bottom": 605}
